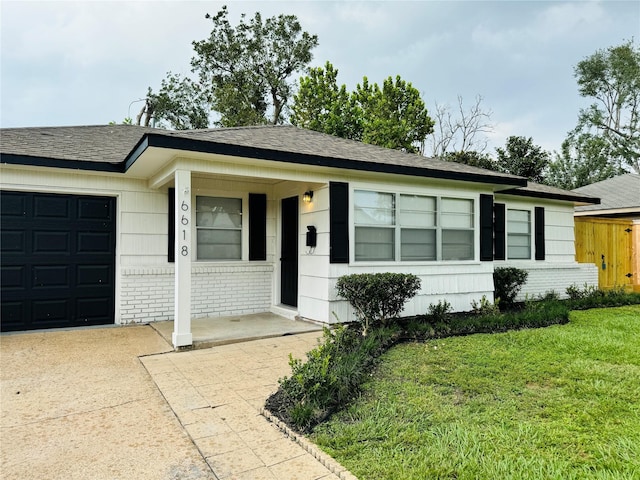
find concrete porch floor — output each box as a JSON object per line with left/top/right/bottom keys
{"left": 150, "top": 312, "right": 324, "bottom": 349}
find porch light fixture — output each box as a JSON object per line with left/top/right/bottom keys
{"left": 303, "top": 191, "right": 314, "bottom": 203}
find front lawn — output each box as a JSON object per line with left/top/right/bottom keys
{"left": 312, "top": 306, "right": 640, "bottom": 480}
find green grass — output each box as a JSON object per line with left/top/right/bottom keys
{"left": 312, "top": 306, "right": 640, "bottom": 480}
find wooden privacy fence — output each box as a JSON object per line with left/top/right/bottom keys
{"left": 574, "top": 217, "right": 638, "bottom": 291}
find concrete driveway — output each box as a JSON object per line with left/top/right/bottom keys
{"left": 0, "top": 326, "right": 215, "bottom": 480}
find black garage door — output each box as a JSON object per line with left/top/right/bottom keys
{"left": 1, "top": 191, "right": 116, "bottom": 332}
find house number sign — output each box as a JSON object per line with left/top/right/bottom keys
{"left": 180, "top": 199, "right": 190, "bottom": 256}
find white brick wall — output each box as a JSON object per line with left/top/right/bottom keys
{"left": 507, "top": 262, "right": 599, "bottom": 300}
{"left": 120, "top": 264, "right": 273, "bottom": 324}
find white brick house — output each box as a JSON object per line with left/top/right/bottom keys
{"left": 0, "top": 125, "right": 598, "bottom": 346}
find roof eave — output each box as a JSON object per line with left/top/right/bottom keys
{"left": 0, "top": 153, "right": 124, "bottom": 173}
{"left": 499, "top": 187, "right": 600, "bottom": 204}
{"left": 125, "top": 133, "right": 527, "bottom": 187}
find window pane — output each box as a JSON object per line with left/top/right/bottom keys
{"left": 401, "top": 228, "right": 436, "bottom": 261}
{"left": 442, "top": 229, "right": 474, "bottom": 260}
{"left": 441, "top": 198, "right": 473, "bottom": 228}
{"left": 354, "top": 190, "right": 394, "bottom": 225}
{"left": 196, "top": 197, "right": 242, "bottom": 228}
{"left": 399, "top": 195, "right": 436, "bottom": 227}
{"left": 197, "top": 230, "right": 241, "bottom": 260}
{"left": 355, "top": 227, "right": 394, "bottom": 261}
{"left": 507, "top": 209, "right": 531, "bottom": 259}
{"left": 508, "top": 209, "right": 530, "bottom": 234}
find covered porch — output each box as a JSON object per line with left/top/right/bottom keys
{"left": 150, "top": 312, "right": 323, "bottom": 350}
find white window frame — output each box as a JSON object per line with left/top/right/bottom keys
{"left": 352, "top": 189, "right": 475, "bottom": 263}
{"left": 193, "top": 193, "right": 248, "bottom": 262}
{"left": 506, "top": 208, "right": 532, "bottom": 260}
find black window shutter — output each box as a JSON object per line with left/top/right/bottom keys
{"left": 168, "top": 188, "right": 175, "bottom": 263}
{"left": 249, "top": 193, "right": 267, "bottom": 261}
{"left": 329, "top": 182, "right": 349, "bottom": 264}
{"left": 479, "top": 194, "right": 494, "bottom": 261}
{"left": 493, "top": 203, "right": 506, "bottom": 261}
{"left": 535, "top": 206, "right": 545, "bottom": 260}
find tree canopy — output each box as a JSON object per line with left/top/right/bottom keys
{"left": 546, "top": 134, "right": 624, "bottom": 190}
{"left": 572, "top": 40, "right": 640, "bottom": 173}
{"left": 495, "top": 136, "right": 550, "bottom": 183}
{"left": 291, "top": 62, "right": 434, "bottom": 153}
{"left": 139, "top": 6, "right": 318, "bottom": 129}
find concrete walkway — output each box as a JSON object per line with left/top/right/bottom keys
{"left": 141, "top": 331, "right": 356, "bottom": 480}
{"left": 2, "top": 324, "right": 356, "bottom": 480}
{"left": 0, "top": 326, "right": 215, "bottom": 480}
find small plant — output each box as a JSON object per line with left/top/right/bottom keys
{"left": 267, "top": 324, "right": 398, "bottom": 432}
{"left": 336, "top": 273, "right": 421, "bottom": 335}
{"left": 471, "top": 295, "right": 500, "bottom": 315}
{"left": 427, "top": 300, "right": 453, "bottom": 323}
{"left": 493, "top": 267, "right": 528, "bottom": 307}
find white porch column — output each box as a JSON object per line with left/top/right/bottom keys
{"left": 173, "top": 170, "right": 193, "bottom": 348}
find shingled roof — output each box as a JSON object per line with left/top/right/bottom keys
{"left": 0, "top": 124, "right": 598, "bottom": 204}
{"left": 1, "top": 124, "right": 524, "bottom": 185}
{"left": 574, "top": 174, "right": 640, "bottom": 214}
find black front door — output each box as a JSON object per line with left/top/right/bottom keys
{"left": 280, "top": 196, "right": 298, "bottom": 307}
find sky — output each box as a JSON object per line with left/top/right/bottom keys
{"left": 1, "top": 0, "right": 638, "bottom": 157}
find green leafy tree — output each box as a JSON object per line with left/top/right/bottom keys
{"left": 356, "top": 76, "right": 434, "bottom": 153}
{"left": 547, "top": 134, "right": 623, "bottom": 189}
{"left": 572, "top": 40, "right": 640, "bottom": 173}
{"left": 495, "top": 136, "right": 550, "bottom": 182}
{"left": 292, "top": 65, "right": 433, "bottom": 153}
{"left": 290, "top": 62, "right": 363, "bottom": 139}
{"left": 138, "top": 74, "right": 210, "bottom": 129}
{"left": 139, "top": 6, "right": 318, "bottom": 129}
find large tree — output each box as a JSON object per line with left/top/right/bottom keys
{"left": 547, "top": 134, "right": 623, "bottom": 190}
{"left": 138, "top": 6, "right": 318, "bottom": 129}
{"left": 572, "top": 40, "right": 640, "bottom": 173}
{"left": 495, "top": 136, "right": 550, "bottom": 183}
{"left": 356, "top": 76, "right": 435, "bottom": 153}
{"left": 291, "top": 63, "right": 434, "bottom": 153}
{"left": 290, "top": 62, "right": 362, "bottom": 140}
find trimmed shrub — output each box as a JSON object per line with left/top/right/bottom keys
{"left": 335, "top": 273, "right": 421, "bottom": 335}
{"left": 565, "top": 284, "right": 640, "bottom": 310}
{"left": 471, "top": 295, "right": 500, "bottom": 315}
{"left": 426, "top": 300, "right": 453, "bottom": 323}
{"left": 493, "top": 267, "right": 528, "bottom": 307}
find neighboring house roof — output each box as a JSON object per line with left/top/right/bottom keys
{"left": 499, "top": 181, "right": 600, "bottom": 205}
{"left": 573, "top": 174, "right": 640, "bottom": 216}
{"left": 0, "top": 124, "right": 598, "bottom": 204}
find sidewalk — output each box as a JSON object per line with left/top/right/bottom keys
{"left": 142, "top": 331, "right": 357, "bottom": 480}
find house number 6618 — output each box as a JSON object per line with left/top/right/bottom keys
{"left": 180, "top": 200, "right": 190, "bottom": 256}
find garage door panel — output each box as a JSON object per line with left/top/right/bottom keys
{"left": 77, "top": 264, "right": 111, "bottom": 287}
{"left": 1, "top": 302, "right": 25, "bottom": 330}
{"left": 32, "top": 299, "right": 70, "bottom": 324}
{"left": 77, "top": 231, "right": 113, "bottom": 253}
{"left": 78, "top": 198, "right": 114, "bottom": 220}
{"left": 1, "top": 191, "right": 116, "bottom": 332}
{"left": 1, "top": 265, "right": 25, "bottom": 290}
{"left": 32, "top": 265, "right": 70, "bottom": 288}
{"left": 33, "top": 230, "right": 70, "bottom": 254}
{"left": 1, "top": 230, "right": 26, "bottom": 253}
{"left": 77, "top": 298, "right": 112, "bottom": 324}
{"left": 1, "top": 193, "right": 27, "bottom": 217}
{"left": 33, "top": 195, "right": 71, "bottom": 219}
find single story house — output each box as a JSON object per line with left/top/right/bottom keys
{"left": 1, "top": 125, "right": 599, "bottom": 346}
{"left": 573, "top": 174, "right": 640, "bottom": 291}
